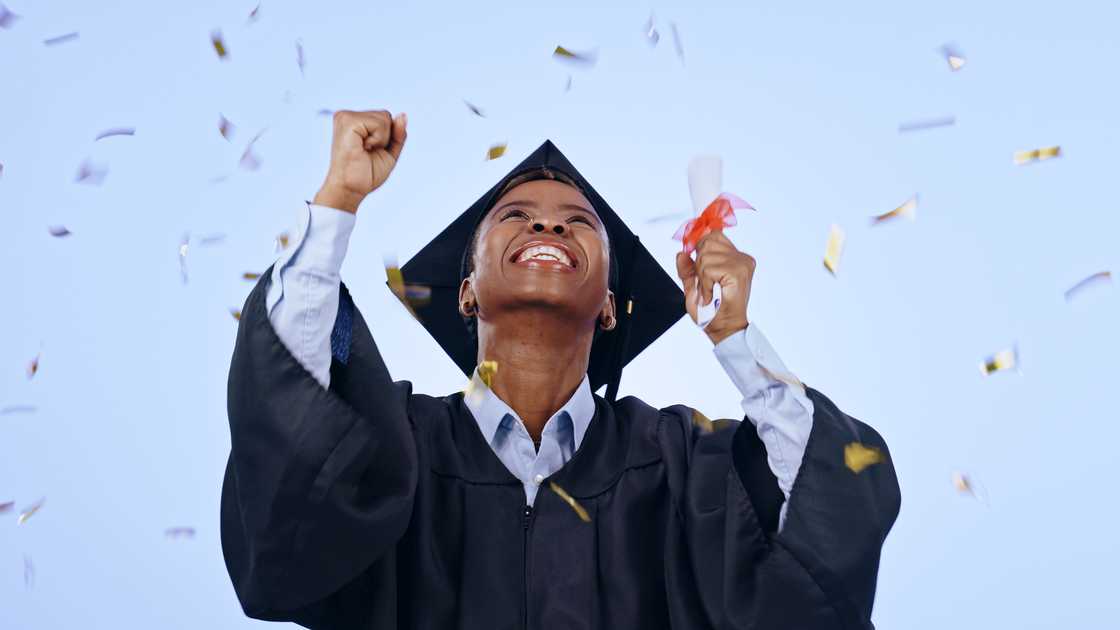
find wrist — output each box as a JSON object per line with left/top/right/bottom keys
{"left": 705, "top": 320, "right": 748, "bottom": 346}
{"left": 313, "top": 182, "right": 366, "bottom": 214}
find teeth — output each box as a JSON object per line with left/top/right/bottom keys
{"left": 517, "top": 245, "right": 572, "bottom": 266}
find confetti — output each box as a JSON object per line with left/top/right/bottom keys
{"left": 553, "top": 45, "right": 598, "bottom": 67}
{"left": 242, "top": 272, "right": 261, "bottom": 281}
{"left": 43, "top": 31, "right": 79, "bottom": 46}
{"left": 48, "top": 225, "right": 72, "bottom": 237}
{"left": 486, "top": 142, "right": 508, "bottom": 161}
{"left": 240, "top": 129, "right": 266, "bottom": 171}
{"left": 27, "top": 353, "right": 39, "bottom": 379}
{"left": 478, "top": 360, "right": 499, "bottom": 388}
{"left": 230, "top": 308, "right": 242, "bottom": 321}
{"left": 871, "top": 195, "right": 918, "bottom": 225}
{"left": 691, "top": 409, "right": 714, "bottom": 433}
{"left": 218, "top": 114, "right": 236, "bottom": 140}
{"left": 823, "top": 224, "right": 845, "bottom": 276}
{"left": 898, "top": 116, "right": 955, "bottom": 133}
{"left": 0, "top": 501, "right": 12, "bottom": 513}
{"left": 94, "top": 127, "right": 135, "bottom": 141}
{"left": 0, "top": 162, "right": 4, "bottom": 178}
{"left": 0, "top": 3, "right": 19, "bottom": 29}
{"left": 670, "top": 22, "right": 684, "bottom": 63}
{"left": 211, "top": 30, "right": 228, "bottom": 59}
{"left": 178, "top": 232, "right": 190, "bottom": 284}
{"left": 404, "top": 284, "right": 432, "bottom": 305}
{"left": 952, "top": 472, "right": 990, "bottom": 504}
{"left": 1064, "top": 271, "right": 1112, "bottom": 303}
{"left": 1, "top": 405, "right": 37, "bottom": 415}
{"left": 275, "top": 231, "right": 291, "bottom": 251}
{"left": 548, "top": 481, "right": 591, "bottom": 522}
{"left": 24, "top": 555, "right": 34, "bottom": 590}
{"left": 844, "top": 442, "right": 884, "bottom": 474}
{"left": 316, "top": 108, "right": 333, "bottom": 116}
{"left": 296, "top": 39, "right": 305, "bottom": 76}
{"left": 198, "top": 233, "right": 226, "bottom": 246}
{"left": 1013, "top": 145, "right": 1061, "bottom": 165}
{"left": 74, "top": 159, "right": 108, "bottom": 185}
{"left": 248, "top": 2, "right": 261, "bottom": 23}
{"left": 644, "top": 13, "right": 660, "bottom": 46}
{"left": 464, "top": 100, "right": 485, "bottom": 117}
{"left": 939, "top": 44, "right": 966, "bottom": 71}
{"left": 165, "top": 526, "right": 196, "bottom": 538}
{"left": 980, "top": 346, "right": 1018, "bottom": 376}
{"left": 17, "top": 497, "right": 45, "bottom": 525}
{"left": 564, "top": 75, "right": 572, "bottom": 92}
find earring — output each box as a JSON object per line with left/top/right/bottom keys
{"left": 600, "top": 314, "right": 616, "bottom": 330}
{"left": 460, "top": 300, "right": 476, "bottom": 316}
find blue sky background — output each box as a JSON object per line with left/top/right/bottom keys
{"left": 2, "top": 0, "right": 1118, "bottom": 627}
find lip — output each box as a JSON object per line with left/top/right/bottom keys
{"left": 509, "top": 239, "right": 579, "bottom": 271}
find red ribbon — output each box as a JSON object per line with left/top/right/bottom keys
{"left": 674, "top": 193, "right": 754, "bottom": 253}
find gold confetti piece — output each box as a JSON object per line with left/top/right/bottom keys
{"left": 247, "top": 2, "right": 261, "bottom": 23}
{"left": 548, "top": 481, "right": 591, "bottom": 522}
{"left": 26, "top": 353, "right": 39, "bottom": 379}
{"left": 952, "top": 471, "right": 972, "bottom": 494}
{"left": 980, "top": 346, "right": 1018, "bottom": 375}
{"left": 1013, "top": 145, "right": 1061, "bottom": 165}
{"left": 822, "top": 224, "right": 845, "bottom": 275}
{"left": 296, "top": 39, "right": 305, "bottom": 76}
{"left": 486, "top": 142, "right": 508, "bottom": 161}
{"left": 17, "top": 498, "right": 44, "bottom": 525}
{"left": 952, "top": 471, "right": 990, "bottom": 504}
{"left": 211, "top": 30, "right": 228, "bottom": 59}
{"left": 898, "top": 116, "right": 955, "bottom": 133}
{"left": 1064, "top": 271, "right": 1113, "bottom": 303}
{"left": 670, "top": 22, "right": 684, "bottom": 63}
{"left": 1, "top": 405, "right": 36, "bottom": 414}
{"left": 939, "top": 44, "right": 966, "bottom": 71}
{"left": 43, "top": 31, "right": 79, "bottom": 46}
{"left": 844, "top": 442, "right": 884, "bottom": 473}
{"left": 74, "top": 159, "right": 108, "bottom": 185}
{"left": 464, "top": 100, "right": 485, "bottom": 117}
{"left": 477, "top": 360, "right": 499, "bottom": 388}
{"left": 242, "top": 272, "right": 261, "bottom": 281}
{"left": 230, "top": 308, "right": 242, "bottom": 321}
{"left": 164, "top": 526, "right": 196, "bottom": 538}
{"left": 0, "top": 3, "right": 19, "bottom": 29}
{"left": 553, "top": 45, "right": 598, "bottom": 66}
{"left": 48, "top": 225, "right": 72, "bottom": 237}
{"left": 0, "top": 501, "right": 12, "bottom": 513}
{"left": 644, "top": 13, "right": 660, "bottom": 46}
{"left": 275, "top": 231, "right": 291, "bottom": 251}
{"left": 218, "top": 114, "right": 235, "bottom": 141}
{"left": 24, "top": 554, "right": 34, "bottom": 590}
{"left": 871, "top": 195, "right": 918, "bottom": 225}
{"left": 691, "top": 409, "right": 714, "bottom": 433}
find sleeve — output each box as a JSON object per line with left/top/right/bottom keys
{"left": 713, "top": 323, "right": 813, "bottom": 530}
{"left": 664, "top": 388, "right": 900, "bottom": 630}
{"left": 267, "top": 202, "right": 358, "bottom": 389}
{"left": 221, "top": 271, "right": 418, "bottom": 627}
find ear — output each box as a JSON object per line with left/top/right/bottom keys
{"left": 458, "top": 275, "right": 477, "bottom": 317}
{"left": 599, "top": 290, "right": 617, "bottom": 330}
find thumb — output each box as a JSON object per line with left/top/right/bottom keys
{"left": 675, "top": 251, "right": 697, "bottom": 283}
{"left": 387, "top": 113, "right": 408, "bottom": 161}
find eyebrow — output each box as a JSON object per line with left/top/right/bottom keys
{"left": 493, "top": 199, "right": 600, "bottom": 221}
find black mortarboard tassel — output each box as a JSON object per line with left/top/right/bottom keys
{"left": 400, "top": 140, "right": 684, "bottom": 399}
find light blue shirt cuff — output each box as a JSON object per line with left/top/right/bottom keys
{"left": 266, "top": 202, "right": 357, "bottom": 315}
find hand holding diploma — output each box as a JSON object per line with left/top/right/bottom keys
{"left": 313, "top": 109, "right": 408, "bottom": 213}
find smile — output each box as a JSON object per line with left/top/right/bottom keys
{"left": 510, "top": 241, "right": 577, "bottom": 269}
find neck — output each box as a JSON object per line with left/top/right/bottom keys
{"left": 477, "top": 311, "right": 594, "bottom": 443}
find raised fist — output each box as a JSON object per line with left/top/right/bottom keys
{"left": 313, "top": 109, "right": 407, "bottom": 213}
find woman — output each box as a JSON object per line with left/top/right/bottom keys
{"left": 221, "top": 109, "right": 900, "bottom": 629}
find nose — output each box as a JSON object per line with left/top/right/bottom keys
{"left": 531, "top": 221, "right": 566, "bottom": 236}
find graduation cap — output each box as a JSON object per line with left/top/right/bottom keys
{"left": 400, "top": 140, "right": 685, "bottom": 401}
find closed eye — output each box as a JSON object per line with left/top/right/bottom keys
{"left": 567, "top": 215, "right": 594, "bottom": 227}
{"left": 500, "top": 209, "right": 530, "bottom": 221}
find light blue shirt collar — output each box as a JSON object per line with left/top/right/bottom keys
{"left": 464, "top": 369, "right": 595, "bottom": 454}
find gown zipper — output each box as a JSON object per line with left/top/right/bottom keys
{"left": 522, "top": 504, "right": 534, "bottom": 630}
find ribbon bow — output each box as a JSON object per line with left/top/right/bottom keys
{"left": 673, "top": 193, "right": 754, "bottom": 253}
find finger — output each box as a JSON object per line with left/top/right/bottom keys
{"left": 696, "top": 230, "right": 735, "bottom": 255}
{"left": 386, "top": 112, "right": 408, "bottom": 161}
{"left": 345, "top": 110, "right": 392, "bottom": 149}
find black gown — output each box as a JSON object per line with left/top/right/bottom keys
{"left": 221, "top": 277, "right": 900, "bottom": 629}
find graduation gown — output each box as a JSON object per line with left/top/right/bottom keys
{"left": 221, "top": 277, "right": 900, "bottom": 630}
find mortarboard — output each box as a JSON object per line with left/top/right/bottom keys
{"left": 400, "top": 140, "right": 685, "bottom": 401}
